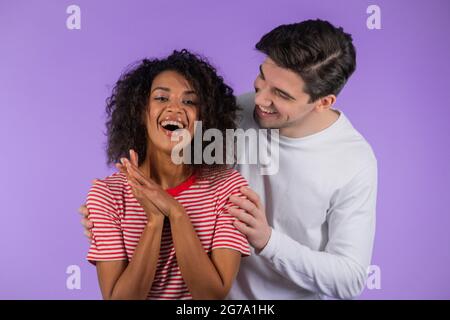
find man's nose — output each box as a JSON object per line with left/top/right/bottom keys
{"left": 255, "top": 90, "right": 272, "bottom": 108}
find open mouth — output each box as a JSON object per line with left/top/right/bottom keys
{"left": 256, "top": 105, "right": 278, "bottom": 116}
{"left": 159, "top": 118, "right": 187, "bottom": 136}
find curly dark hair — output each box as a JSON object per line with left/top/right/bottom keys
{"left": 104, "top": 49, "right": 239, "bottom": 171}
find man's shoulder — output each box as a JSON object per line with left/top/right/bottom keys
{"left": 321, "top": 112, "right": 377, "bottom": 186}
{"left": 336, "top": 113, "right": 377, "bottom": 166}
{"left": 236, "top": 92, "right": 257, "bottom": 130}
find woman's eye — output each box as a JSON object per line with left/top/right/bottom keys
{"left": 183, "top": 100, "right": 197, "bottom": 106}
{"left": 155, "top": 96, "right": 168, "bottom": 102}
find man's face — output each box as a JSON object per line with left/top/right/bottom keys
{"left": 253, "top": 58, "right": 316, "bottom": 135}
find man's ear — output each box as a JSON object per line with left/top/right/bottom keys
{"left": 314, "top": 95, "right": 337, "bottom": 112}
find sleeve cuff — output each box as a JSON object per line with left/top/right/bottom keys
{"left": 257, "top": 228, "right": 281, "bottom": 259}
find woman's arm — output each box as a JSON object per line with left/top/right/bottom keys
{"left": 121, "top": 155, "right": 243, "bottom": 299}
{"left": 169, "top": 211, "right": 241, "bottom": 300}
{"left": 96, "top": 217, "right": 164, "bottom": 300}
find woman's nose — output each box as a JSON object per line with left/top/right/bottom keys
{"left": 166, "top": 102, "right": 184, "bottom": 114}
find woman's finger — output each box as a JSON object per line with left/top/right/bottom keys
{"left": 115, "top": 162, "right": 127, "bottom": 175}
{"left": 129, "top": 181, "right": 162, "bottom": 217}
{"left": 121, "top": 153, "right": 158, "bottom": 188}
{"left": 119, "top": 158, "right": 140, "bottom": 182}
{"left": 125, "top": 160, "right": 154, "bottom": 187}
{"left": 127, "top": 168, "right": 147, "bottom": 187}
{"left": 128, "top": 175, "right": 142, "bottom": 191}
{"left": 130, "top": 149, "right": 139, "bottom": 167}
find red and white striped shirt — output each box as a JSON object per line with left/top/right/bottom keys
{"left": 86, "top": 167, "right": 251, "bottom": 300}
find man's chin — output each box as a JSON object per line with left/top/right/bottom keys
{"left": 253, "top": 109, "right": 279, "bottom": 129}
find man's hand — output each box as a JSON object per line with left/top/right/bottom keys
{"left": 79, "top": 203, "right": 93, "bottom": 242}
{"left": 228, "top": 186, "right": 272, "bottom": 252}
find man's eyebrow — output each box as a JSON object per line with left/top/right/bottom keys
{"left": 275, "top": 87, "right": 296, "bottom": 101}
{"left": 259, "top": 65, "right": 265, "bottom": 80}
{"left": 260, "top": 64, "right": 296, "bottom": 101}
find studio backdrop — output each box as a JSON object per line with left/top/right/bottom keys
{"left": 0, "top": 0, "right": 449, "bottom": 299}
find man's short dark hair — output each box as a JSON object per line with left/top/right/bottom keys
{"left": 256, "top": 19, "right": 356, "bottom": 102}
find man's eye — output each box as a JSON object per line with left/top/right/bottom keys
{"left": 275, "top": 90, "right": 289, "bottom": 100}
{"left": 254, "top": 87, "right": 260, "bottom": 93}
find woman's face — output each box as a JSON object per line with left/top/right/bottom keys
{"left": 145, "top": 70, "right": 199, "bottom": 155}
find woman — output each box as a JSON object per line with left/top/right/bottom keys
{"left": 85, "top": 49, "right": 250, "bottom": 300}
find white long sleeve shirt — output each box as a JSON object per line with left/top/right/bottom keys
{"left": 228, "top": 93, "right": 378, "bottom": 300}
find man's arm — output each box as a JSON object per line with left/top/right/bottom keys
{"left": 230, "top": 163, "right": 378, "bottom": 299}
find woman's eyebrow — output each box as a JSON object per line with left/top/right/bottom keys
{"left": 151, "top": 87, "right": 196, "bottom": 95}
{"left": 152, "top": 87, "right": 170, "bottom": 93}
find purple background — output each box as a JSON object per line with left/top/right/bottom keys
{"left": 1, "top": 0, "right": 449, "bottom": 299}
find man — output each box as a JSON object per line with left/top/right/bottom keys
{"left": 80, "top": 19, "right": 377, "bottom": 300}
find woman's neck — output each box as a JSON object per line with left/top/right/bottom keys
{"left": 139, "top": 149, "right": 193, "bottom": 190}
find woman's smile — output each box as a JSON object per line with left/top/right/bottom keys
{"left": 158, "top": 114, "right": 188, "bottom": 137}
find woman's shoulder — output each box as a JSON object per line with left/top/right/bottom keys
{"left": 98, "top": 171, "right": 128, "bottom": 187}
{"left": 89, "top": 172, "right": 128, "bottom": 198}
{"left": 86, "top": 172, "right": 128, "bottom": 218}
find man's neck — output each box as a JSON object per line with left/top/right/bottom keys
{"left": 140, "top": 150, "right": 193, "bottom": 190}
{"left": 280, "top": 109, "right": 340, "bottom": 139}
